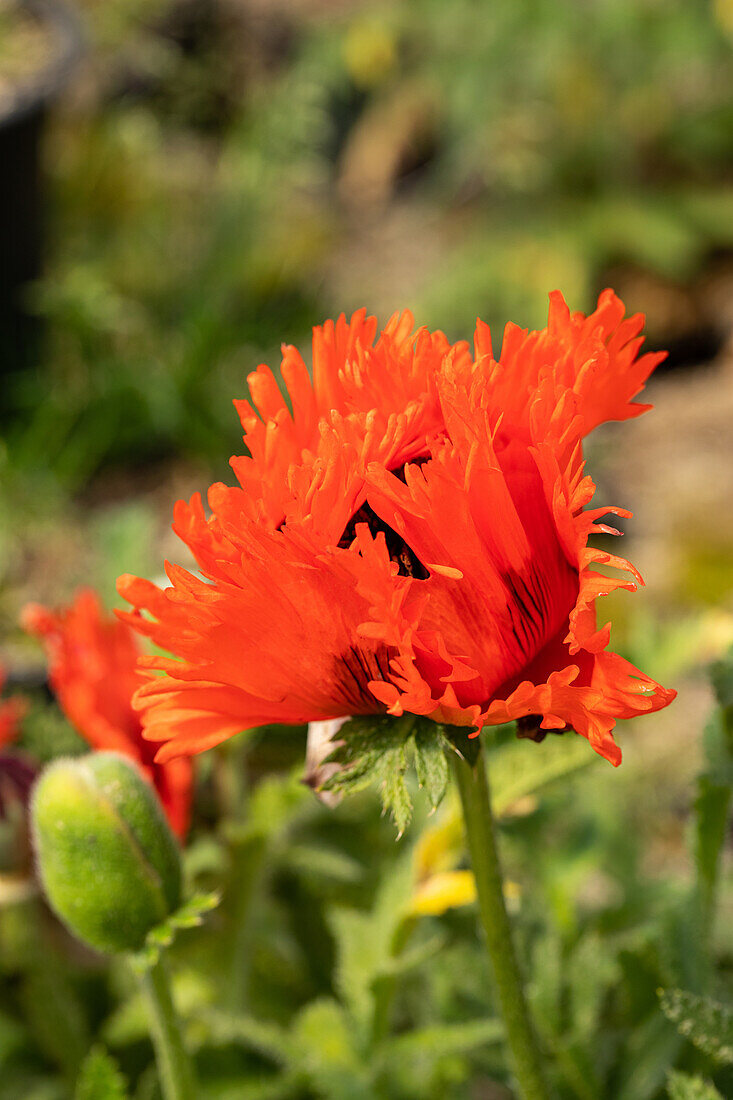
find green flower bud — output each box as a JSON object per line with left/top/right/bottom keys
{"left": 31, "top": 753, "right": 182, "bottom": 954}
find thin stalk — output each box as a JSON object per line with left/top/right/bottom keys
{"left": 139, "top": 954, "right": 197, "bottom": 1100}
{"left": 451, "top": 743, "right": 551, "bottom": 1100}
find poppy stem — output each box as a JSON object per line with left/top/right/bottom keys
{"left": 451, "top": 743, "right": 551, "bottom": 1100}
{"left": 139, "top": 954, "right": 197, "bottom": 1100}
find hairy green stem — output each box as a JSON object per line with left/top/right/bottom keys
{"left": 452, "top": 744, "right": 551, "bottom": 1100}
{"left": 139, "top": 955, "right": 197, "bottom": 1100}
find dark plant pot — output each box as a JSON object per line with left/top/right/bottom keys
{"left": 0, "top": 0, "right": 82, "bottom": 383}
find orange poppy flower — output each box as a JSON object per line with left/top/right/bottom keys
{"left": 22, "top": 591, "right": 192, "bottom": 838}
{"left": 0, "top": 663, "right": 25, "bottom": 749}
{"left": 117, "top": 291, "right": 675, "bottom": 767}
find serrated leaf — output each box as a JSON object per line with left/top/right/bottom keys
{"left": 667, "top": 1070, "right": 724, "bottom": 1100}
{"left": 414, "top": 724, "right": 449, "bottom": 809}
{"left": 322, "top": 716, "right": 451, "bottom": 834}
{"left": 659, "top": 989, "right": 733, "bottom": 1064}
{"left": 74, "top": 1047, "right": 128, "bottom": 1100}
{"left": 380, "top": 743, "right": 412, "bottom": 835}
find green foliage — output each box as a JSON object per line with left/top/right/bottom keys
{"left": 74, "top": 1047, "right": 129, "bottom": 1100}
{"left": 19, "top": 964, "right": 91, "bottom": 1082}
{"left": 692, "top": 652, "right": 733, "bottom": 954}
{"left": 488, "top": 732, "right": 595, "bottom": 817}
{"left": 710, "top": 648, "right": 733, "bottom": 714}
{"left": 659, "top": 989, "right": 733, "bottom": 1064}
{"left": 666, "top": 1070, "right": 724, "bottom": 1100}
{"left": 292, "top": 999, "right": 375, "bottom": 1100}
{"left": 322, "top": 716, "right": 454, "bottom": 835}
{"left": 328, "top": 855, "right": 414, "bottom": 1035}
{"left": 693, "top": 774, "right": 731, "bottom": 925}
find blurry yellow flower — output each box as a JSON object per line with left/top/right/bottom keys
{"left": 413, "top": 799, "right": 465, "bottom": 881}
{"left": 410, "top": 870, "right": 477, "bottom": 917}
{"left": 409, "top": 798, "right": 520, "bottom": 918}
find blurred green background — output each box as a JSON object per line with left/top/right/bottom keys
{"left": 3, "top": 0, "right": 733, "bottom": 486}
{"left": 1, "top": 2, "right": 733, "bottom": 1098}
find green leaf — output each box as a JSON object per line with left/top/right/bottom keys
{"left": 702, "top": 710, "right": 733, "bottom": 787}
{"left": 659, "top": 989, "right": 733, "bottom": 1064}
{"left": 328, "top": 855, "right": 414, "bottom": 1037}
{"left": 74, "top": 1047, "right": 129, "bottom": 1100}
{"left": 200, "top": 1009, "right": 293, "bottom": 1065}
{"left": 380, "top": 742, "right": 412, "bottom": 835}
{"left": 529, "top": 930, "right": 564, "bottom": 1035}
{"left": 414, "top": 724, "right": 450, "bottom": 809}
{"left": 20, "top": 965, "right": 90, "bottom": 1080}
{"left": 131, "top": 892, "right": 221, "bottom": 971}
{"left": 291, "top": 999, "right": 376, "bottom": 1100}
{"left": 382, "top": 1017, "right": 503, "bottom": 1065}
{"left": 329, "top": 908, "right": 384, "bottom": 1033}
{"left": 322, "top": 716, "right": 451, "bottom": 835}
{"left": 667, "top": 1070, "right": 724, "bottom": 1100}
{"left": 283, "top": 843, "right": 364, "bottom": 884}
{"left": 615, "top": 1011, "right": 681, "bottom": 1100}
{"left": 376, "top": 932, "right": 446, "bottom": 980}
{"left": 489, "top": 733, "right": 595, "bottom": 817}
{"left": 710, "top": 648, "right": 733, "bottom": 713}
{"left": 693, "top": 775, "right": 731, "bottom": 922}
{"left": 567, "top": 933, "right": 620, "bottom": 1040}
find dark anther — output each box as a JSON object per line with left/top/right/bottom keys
{"left": 339, "top": 458, "right": 431, "bottom": 580}
{"left": 516, "top": 714, "right": 571, "bottom": 743}
{"left": 339, "top": 502, "right": 429, "bottom": 578}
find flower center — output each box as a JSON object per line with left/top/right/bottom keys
{"left": 338, "top": 458, "right": 430, "bottom": 580}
